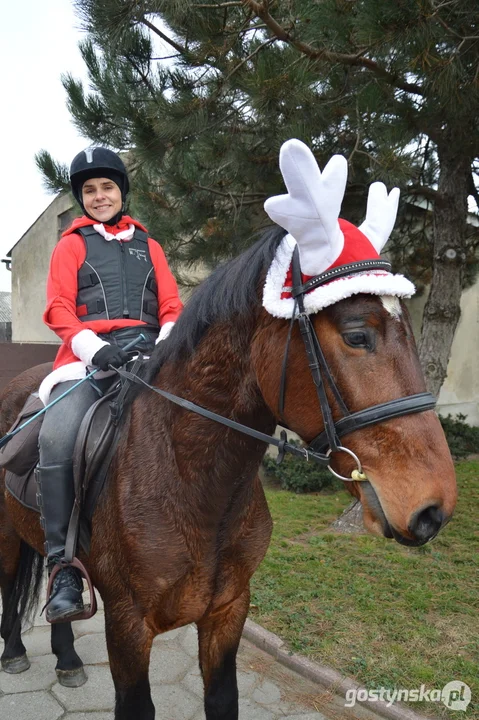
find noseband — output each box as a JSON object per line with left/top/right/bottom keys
{"left": 277, "top": 246, "right": 436, "bottom": 481}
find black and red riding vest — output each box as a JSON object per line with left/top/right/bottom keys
{"left": 75, "top": 226, "right": 159, "bottom": 329}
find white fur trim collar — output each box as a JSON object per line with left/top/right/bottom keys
{"left": 93, "top": 223, "right": 135, "bottom": 242}
{"left": 263, "top": 235, "right": 415, "bottom": 319}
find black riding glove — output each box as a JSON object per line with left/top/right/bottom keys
{"left": 91, "top": 344, "right": 130, "bottom": 371}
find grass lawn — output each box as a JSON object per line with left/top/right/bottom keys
{"left": 250, "top": 460, "right": 478, "bottom": 719}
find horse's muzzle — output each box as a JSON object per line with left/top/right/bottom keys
{"left": 360, "top": 482, "right": 449, "bottom": 547}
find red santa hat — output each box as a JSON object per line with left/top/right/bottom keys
{"left": 263, "top": 139, "right": 415, "bottom": 318}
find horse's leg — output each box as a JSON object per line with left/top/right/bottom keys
{"left": 0, "top": 576, "right": 30, "bottom": 673}
{"left": 197, "top": 588, "right": 250, "bottom": 720}
{"left": 104, "top": 600, "right": 155, "bottom": 720}
{"left": 0, "top": 534, "right": 43, "bottom": 674}
{"left": 51, "top": 622, "right": 88, "bottom": 687}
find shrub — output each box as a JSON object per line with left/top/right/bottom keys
{"left": 439, "top": 413, "right": 479, "bottom": 459}
{"left": 262, "top": 440, "right": 342, "bottom": 493}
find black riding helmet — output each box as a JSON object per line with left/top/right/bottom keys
{"left": 70, "top": 147, "right": 129, "bottom": 224}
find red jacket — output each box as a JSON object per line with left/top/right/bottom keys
{"left": 44, "top": 216, "right": 183, "bottom": 369}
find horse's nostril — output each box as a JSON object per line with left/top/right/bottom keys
{"left": 408, "top": 504, "right": 444, "bottom": 543}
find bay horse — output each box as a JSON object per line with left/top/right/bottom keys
{"left": 0, "top": 226, "right": 457, "bottom": 719}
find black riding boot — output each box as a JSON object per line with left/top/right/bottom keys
{"left": 35, "top": 463, "right": 84, "bottom": 622}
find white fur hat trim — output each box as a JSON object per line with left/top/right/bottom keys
{"left": 263, "top": 234, "right": 416, "bottom": 319}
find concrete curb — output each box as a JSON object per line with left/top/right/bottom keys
{"left": 242, "top": 619, "right": 433, "bottom": 720}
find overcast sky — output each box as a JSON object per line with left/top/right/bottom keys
{"left": 0, "top": 1, "right": 90, "bottom": 291}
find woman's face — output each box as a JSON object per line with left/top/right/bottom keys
{"left": 82, "top": 177, "right": 122, "bottom": 223}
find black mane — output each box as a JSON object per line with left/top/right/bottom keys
{"left": 143, "top": 225, "right": 286, "bottom": 384}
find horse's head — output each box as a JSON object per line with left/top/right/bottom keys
{"left": 254, "top": 294, "right": 457, "bottom": 546}
{"left": 253, "top": 139, "right": 457, "bottom": 546}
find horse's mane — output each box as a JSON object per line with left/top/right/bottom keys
{"left": 142, "top": 225, "right": 285, "bottom": 385}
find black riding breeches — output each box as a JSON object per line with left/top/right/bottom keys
{"left": 38, "top": 376, "right": 117, "bottom": 466}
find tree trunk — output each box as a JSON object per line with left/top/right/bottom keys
{"left": 330, "top": 500, "right": 366, "bottom": 534}
{"left": 418, "top": 146, "right": 471, "bottom": 397}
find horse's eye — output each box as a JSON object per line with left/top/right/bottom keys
{"left": 343, "top": 331, "right": 369, "bottom": 348}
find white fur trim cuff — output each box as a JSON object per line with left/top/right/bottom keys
{"left": 71, "top": 329, "right": 110, "bottom": 366}
{"left": 263, "top": 235, "right": 415, "bottom": 319}
{"left": 38, "top": 363, "right": 116, "bottom": 405}
{"left": 156, "top": 321, "right": 175, "bottom": 344}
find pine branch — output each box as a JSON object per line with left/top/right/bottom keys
{"left": 151, "top": 54, "right": 182, "bottom": 60}
{"left": 124, "top": 54, "right": 157, "bottom": 99}
{"left": 242, "top": 0, "right": 425, "bottom": 96}
{"left": 430, "top": 5, "right": 479, "bottom": 41}
{"left": 194, "top": 184, "right": 264, "bottom": 198}
{"left": 405, "top": 185, "right": 443, "bottom": 203}
{"left": 35, "top": 150, "right": 71, "bottom": 194}
{"left": 140, "top": 18, "right": 186, "bottom": 55}
{"left": 234, "top": 23, "right": 268, "bottom": 35}
{"left": 222, "top": 36, "right": 276, "bottom": 84}
{"left": 194, "top": 2, "right": 243, "bottom": 6}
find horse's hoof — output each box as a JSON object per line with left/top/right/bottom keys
{"left": 56, "top": 665, "right": 88, "bottom": 687}
{"left": 1, "top": 654, "right": 31, "bottom": 674}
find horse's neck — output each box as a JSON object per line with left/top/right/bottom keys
{"left": 135, "top": 320, "right": 276, "bottom": 495}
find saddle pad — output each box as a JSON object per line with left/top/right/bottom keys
{"left": 5, "top": 467, "right": 39, "bottom": 512}
{"left": 0, "top": 394, "right": 44, "bottom": 476}
{"left": 4, "top": 384, "right": 124, "bottom": 553}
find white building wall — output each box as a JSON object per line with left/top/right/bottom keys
{"left": 408, "top": 282, "right": 479, "bottom": 425}
{"left": 10, "top": 195, "right": 76, "bottom": 343}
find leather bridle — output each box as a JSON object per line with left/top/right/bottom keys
{"left": 113, "top": 248, "right": 436, "bottom": 481}
{"left": 276, "top": 246, "right": 436, "bottom": 480}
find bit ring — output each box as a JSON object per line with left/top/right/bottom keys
{"left": 326, "top": 446, "right": 368, "bottom": 482}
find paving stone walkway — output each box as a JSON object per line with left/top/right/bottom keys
{"left": 0, "top": 595, "right": 380, "bottom": 720}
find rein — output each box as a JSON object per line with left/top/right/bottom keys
{"left": 113, "top": 252, "right": 436, "bottom": 481}
{"left": 111, "top": 366, "right": 330, "bottom": 467}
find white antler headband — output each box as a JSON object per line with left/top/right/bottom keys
{"left": 262, "top": 139, "right": 415, "bottom": 318}
{"left": 359, "top": 182, "right": 400, "bottom": 254}
{"left": 264, "top": 140, "right": 347, "bottom": 275}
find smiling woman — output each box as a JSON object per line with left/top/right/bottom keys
{"left": 30, "top": 146, "right": 184, "bottom": 624}
{"left": 81, "top": 178, "right": 123, "bottom": 223}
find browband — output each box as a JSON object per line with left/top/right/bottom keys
{"left": 291, "top": 259, "right": 392, "bottom": 297}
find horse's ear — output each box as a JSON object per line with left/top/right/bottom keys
{"left": 358, "top": 182, "right": 400, "bottom": 253}
{"left": 264, "top": 139, "right": 348, "bottom": 275}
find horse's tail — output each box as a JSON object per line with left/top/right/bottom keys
{"left": 3, "top": 541, "right": 44, "bottom": 651}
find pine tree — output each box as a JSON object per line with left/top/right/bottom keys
{"left": 37, "top": 0, "right": 479, "bottom": 395}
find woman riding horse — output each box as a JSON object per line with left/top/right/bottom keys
{"left": 37, "top": 147, "right": 183, "bottom": 622}
{"left": 0, "top": 140, "right": 456, "bottom": 719}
